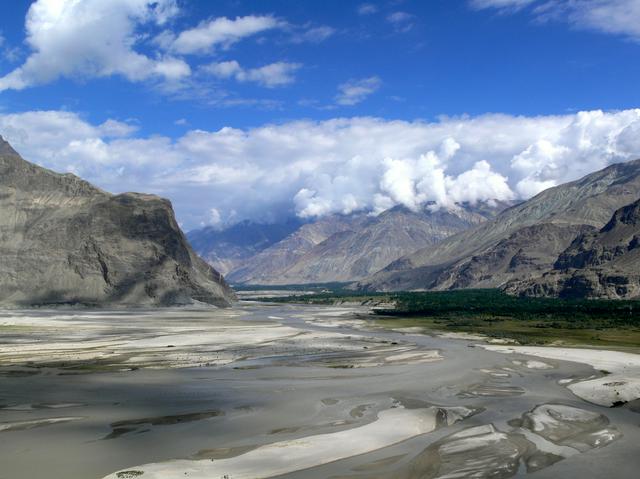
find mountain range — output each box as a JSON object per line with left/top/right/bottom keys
{"left": 190, "top": 201, "right": 513, "bottom": 285}
{"left": 189, "top": 158, "right": 640, "bottom": 299}
{"left": 359, "top": 159, "right": 640, "bottom": 298}
{"left": 0, "top": 136, "right": 234, "bottom": 308}
{"left": 6, "top": 125, "right": 638, "bottom": 303}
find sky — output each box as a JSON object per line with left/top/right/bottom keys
{"left": 0, "top": 0, "right": 639, "bottom": 230}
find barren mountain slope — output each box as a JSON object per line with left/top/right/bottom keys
{"left": 229, "top": 203, "right": 510, "bottom": 285}
{"left": 506, "top": 198, "right": 640, "bottom": 299}
{"left": 187, "top": 219, "right": 302, "bottom": 275}
{"left": 0, "top": 136, "right": 234, "bottom": 307}
{"left": 360, "top": 159, "right": 640, "bottom": 291}
{"left": 227, "top": 214, "right": 367, "bottom": 284}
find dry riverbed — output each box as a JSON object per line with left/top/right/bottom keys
{"left": 0, "top": 303, "right": 639, "bottom": 479}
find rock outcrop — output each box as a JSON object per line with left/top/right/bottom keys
{"left": 431, "top": 223, "right": 596, "bottom": 290}
{"left": 0, "top": 136, "right": 234, "bottom": 307}
{"left": 506, "top": 198, "right": 640, "bottom": 299}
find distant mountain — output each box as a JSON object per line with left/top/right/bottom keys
{"left": 0, "top": 136, "right": 234, "bottom": 307}
{"left": 359, "top": 159, "right": 640, "bottom": 293}
{"left": 187, "top": 219, "right": 303, "bottom": 275}
{"left": 227, "top": 213, "right": 367, "bottom": 284}
{"left": 506, "top": 198, "right": 640, "bottom": 299}
{"left": 228, "top": 202, "right": 512, "bottom": 285}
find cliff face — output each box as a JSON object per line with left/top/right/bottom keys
{"left": 0, "top": 136, "right": 235, "bottom": 307}
{"left": 359, "top": 159, "right": 640, "bottom": 292}
{"left": 506, "top": 198, "right": 640, "bottom": 299}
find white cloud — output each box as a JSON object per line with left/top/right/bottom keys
{"left": 357, "top": 4, "right": 379, "bottom": 15}
{"left": 2, "top": 109, "right": 640, "bottom": 228}
{"left": 208, "top": 208, "right": 223, "bottom": 228}
{"left": 387, "top": 11, "right": 415, "bottom": 32}
{"left": 290, "top": 25, "right": 336, "bottom": 43}
{"left": 470, "top": 0, "right": 536, "bottom": 11}
{"left": 203, "top": 61, "right": 301, "bottom": 87}
{"left": 0, "top": 0, "right": 189, "bottom": 92}
{"left": 98, "top": 119, "right": 138, "bottom": 137}
{"left": 335, "top": 76, "right": 382, "bottom": 105}
{"left": 473, "top": 0, "right": 640, "bottom": 41}
{"left": 549, "top": 0, "right": 640, "bottom": 40}
{"left": 170, "top": 15, "right": 283, "bottom": 54}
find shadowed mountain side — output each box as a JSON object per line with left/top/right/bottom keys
{"left": 187, "top": 219, "right": 303, "bottom": 275}
{"left": 0, "top": 136, "right": 234, "bottom": 307}
{"left": 359, "top": 159, "right": 640, "bottom": 292}
{"left": 506, "top": 198, "right": 640, "bottom": 299}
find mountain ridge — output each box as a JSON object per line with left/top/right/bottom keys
{"left": 505, "top": 198, "right": 640, "bottom": 299}
{"left": 358, "top": 158, "right": 640, "bottom": 292}
{"left": 226, "top": 201, "right": 512, "bottom": 285}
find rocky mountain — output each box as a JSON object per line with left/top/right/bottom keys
{"left": 226, "top": 213, "right": 367, "bottom": 284}
{"left": 506, "top": 198, "right": 640, "bottom": 299}
{"left": 360, "top": 159, "right": 640, "bottom": 292}
{"left": 0, "top": 136, "right": 234, "bottom": 307}
{"left": 228, "top": 202, "right": 511, "bottom": 285}
{"left": 187, "top": 219, "right": 302, "bottom": 275}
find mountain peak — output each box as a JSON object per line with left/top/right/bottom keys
{"left": 0, "top": 135, "right": 21, "bottom": 158}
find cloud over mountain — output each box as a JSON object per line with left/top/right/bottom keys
{"left": 1, "top": 108, "right": 639, "bottom": 229}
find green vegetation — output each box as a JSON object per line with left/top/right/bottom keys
{"left": 262, "top": 288, "right": 640, "bottom": 349}
{"left": 232, "top": 282, "right": 352, "bottom": 292}
{"left": 377, "top": 289, "right": 639, "bottom": 322}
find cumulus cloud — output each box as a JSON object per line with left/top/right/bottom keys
{"left": 1, "top": 109, "right": 640, "bottom": 228}
{"left": 203, "top": 61, "right": 301, "bottom": 87}
{"left": 0, "top": 0, "right": 190, "bottom": 92}
{"left": 335, "top": 76, "right": 382, "bottom": 105}
{"left": 473, "top": 0, "right": 640, "bottom": 41}
{"left": 169, "top": 15, "right": 284, "bottom": 54}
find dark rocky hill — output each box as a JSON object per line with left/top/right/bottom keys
{"left": 506, "top": 198, "right": 640, "bottom": 299}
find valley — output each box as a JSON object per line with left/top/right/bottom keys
{"left": 1, "top": 302, "right": 639, "bottom": 479}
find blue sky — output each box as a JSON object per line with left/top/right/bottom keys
{"left": 1, "top": 0, "right": 639, "bottom": 229}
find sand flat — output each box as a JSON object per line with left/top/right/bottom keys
{"left": 1, "top": 304, "right": 639, "bottom": 479}
{"left": 483, "top": 345, "right": 640, "bottom": 406}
